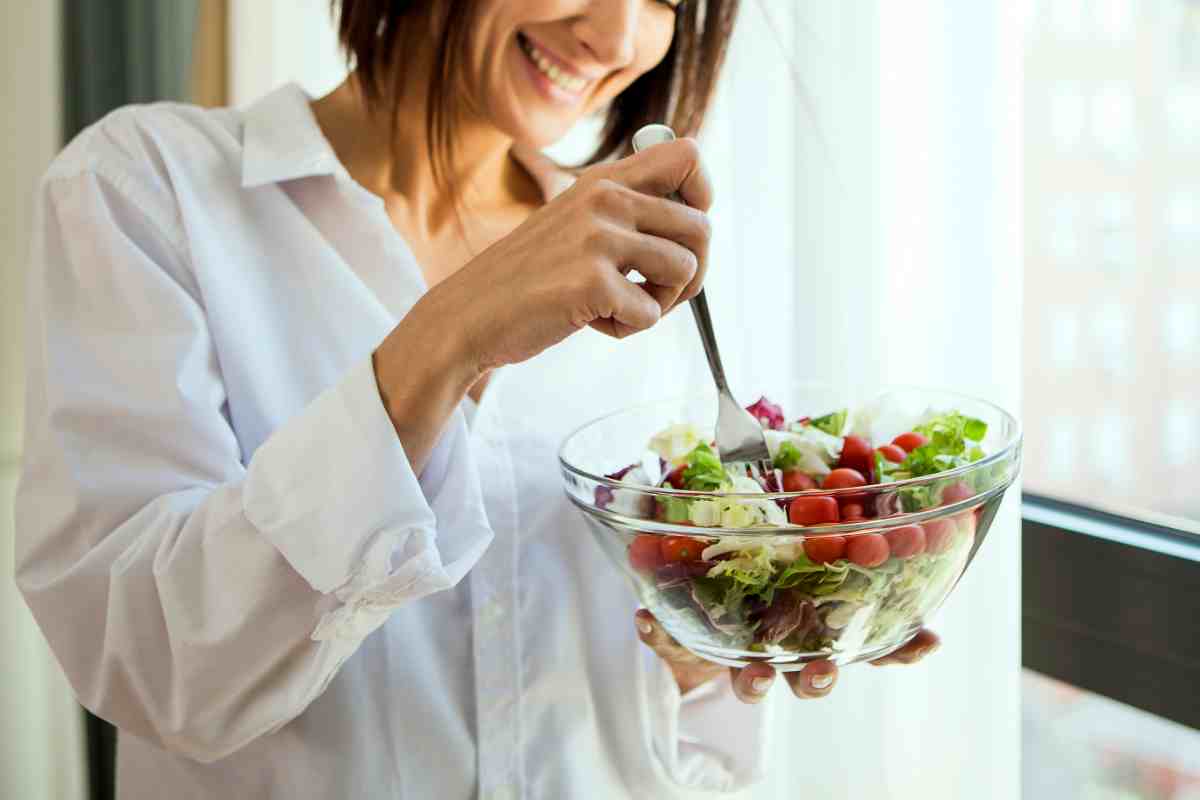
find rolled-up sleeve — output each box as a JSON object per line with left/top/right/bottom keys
{"left": 643, "top": 649, "right": 772, "bottom": 796}
{"left": 14, "top": 163, "right": 492, "bottom": 763}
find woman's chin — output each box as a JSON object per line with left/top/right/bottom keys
{"left": 504, "top": 108, "right": 581, "bottom": 152}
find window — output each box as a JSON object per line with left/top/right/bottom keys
{"left": 1024, "top": 0, "right": 1200, "bottom": 526}
{"left": 1023, "top": 2, "right": 1200, "bottom": 795}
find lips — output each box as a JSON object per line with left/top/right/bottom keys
{"left": 517, "top": 32, "right": 588, "bottom": 95}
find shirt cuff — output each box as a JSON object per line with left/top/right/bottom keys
{"left": 644, "top": 648, "right": 772, "bottom": 794}
{"left": 242, "top": 355, "right": 493, "bottom": 641}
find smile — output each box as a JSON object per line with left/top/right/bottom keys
{"left": 517, "top": 33, "right": 588, "bottom": 95}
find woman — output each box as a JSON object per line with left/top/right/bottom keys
{"left": 16, "top": 1, "right": 939, "bottom": 797}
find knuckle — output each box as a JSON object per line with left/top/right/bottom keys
{"left": 692, "top": 209, "right": 713, "bottom": 244}
{"left": 674, "top": 137, "right": 702, "bottom": 166}
{"left": 679, "top": 247, "right": 699, "bottom": 280}
{"left": 584, "top": 262, "right": 614, "bottom": 297}
{"left": 588, "top": 178, "right": 626, "bottom": 215}
{"left": 581, "top": 225, "right": 612, "bottom": 257}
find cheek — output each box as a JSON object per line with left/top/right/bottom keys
{"left": 638, "top": 15, "right": 676, "bottom": 69}
{"left": 587, "top": 16, "right": 676, "bottom": 111}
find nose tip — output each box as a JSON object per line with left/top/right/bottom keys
{"left": 582, "top": 35, "right": 636, "bottom": 70}
{"left": 577, "top": 1, "right": 639, "bottom": 69}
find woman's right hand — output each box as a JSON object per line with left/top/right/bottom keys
{"left": 374, "top": 138, "right": 713, "bottom": 470}
{"left": 448, "top": 136, "right": 713, "bottom": 368}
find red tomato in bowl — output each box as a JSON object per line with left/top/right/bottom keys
{"left": 940, "top": 481, "right": 974, "bottom": 506}
{"left": 892, "top": 431, "right": 928, "bottom": 453}
{"left": 664, "top": 464, "right": 687, "bottom": 489}
{"left": 804, "top": 535, "right": 847, "bottom": 564}
{"left": 660, "top": 535, "right": 707, "bottom": 563}
{"left": 838, "top": 435, "right": 873, "bottom": 475}
{"left": 922, "top": 518, "right": 956, "bottom": 553}
{"left": 823, "top": 468, "right": 867, "bottom": 490}
{"left": 840, "top": 502, "right": 866, "bottom": 520}
{"left": 846, "top": 533, "right": 890, "bottom": 567}
{"left": 781, "top": 470, "right": 817, "bottom": 492}
{"left": 877, "top": 444, "right": 907, "bottom": 464}
{"left": 884, "top": 524, "right": 926, "bottom": 559}
{"left": 628, "top": 534, "right": 665, "bottom": 572}
{"left": 788, "top": 496, "right": 840, "bottom": 526}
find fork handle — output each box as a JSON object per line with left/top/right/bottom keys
{"left": 687, "top": 290, "right": 732, "bottom": 396}
{"left": 631, "top": 125, "right": 734, "bottom": 398}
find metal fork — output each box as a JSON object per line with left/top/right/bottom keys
{"left": 631, "top": 124, "right": 773, "bottom": 477}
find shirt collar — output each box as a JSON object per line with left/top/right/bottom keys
{"left": 241, "top": 83, "right": 342, "bottom": 188}
{"left": 239, "top": 82, "right": 577, "bottom": 201}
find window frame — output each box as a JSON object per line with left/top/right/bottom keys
{"left": 1022, "top": 492, "right": 1200, "bottom": 732}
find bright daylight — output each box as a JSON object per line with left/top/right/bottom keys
{"left": 1, "top": 2, "right": 1197, "bottom": 799}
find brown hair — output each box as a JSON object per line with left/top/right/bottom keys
{"left": 332, "top": 0, "right": 740, "bottom": 191}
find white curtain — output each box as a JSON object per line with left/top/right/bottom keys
{"left": 707, "top": 4, "right": 1023, "bottom": 798}
{"left": 229, "top": 3, "right": 1025, "bottom": 798}
{"left": 1, "top": 3, "right": 89, "bottom": 800}
{"left": 554, "top": 3, "right": 1023, "bottom": 797}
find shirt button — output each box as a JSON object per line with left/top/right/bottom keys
{"left": 479, "top": 600, "right": 505, "bottom": 625}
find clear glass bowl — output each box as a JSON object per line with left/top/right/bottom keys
{"left": 559, "top": 386, "right": 1021, "bottom": 670}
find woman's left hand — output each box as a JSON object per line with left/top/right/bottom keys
{"left": 635, "top": 609, "right": 941, "bottom": 703}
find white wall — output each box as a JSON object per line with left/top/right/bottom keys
{"left": 0, "top": 2, "right": 88, "bottom": 799}
{"left": 228, "top": 0, "right": 346, "bottom": 105}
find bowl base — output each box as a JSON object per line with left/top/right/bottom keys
{"left": 680, "top": 625, "right": 923, "bottom": 671}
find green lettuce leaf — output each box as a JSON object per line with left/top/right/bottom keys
{"left": 810, "top": 409, "right": 848, "bottom": 437}
{"left": 681, "top": 442, "right": 728, "bottom": 491}
{"left": 772, "top": 440, "right": 804, "bottom": 471}
{"left": 898, "top": 411, "right": 990, "bottom": 478}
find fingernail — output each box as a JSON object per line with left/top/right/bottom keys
{"left": 750, "top": 676, "right": 773, "bottom": 694}
{"left": 916, "top": 643, "right": 939, "bottom": 660}
{"left": 810, "top": 673, "right": 834, "bottom": 690}
{"left": 637, "top": 620, "right": 653, "bottom": 635}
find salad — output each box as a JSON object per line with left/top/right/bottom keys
{"left": 594, "top": 397, "right": 992, "bottom": 657}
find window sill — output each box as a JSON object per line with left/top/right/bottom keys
{"left": 1022, "top": 494, "right": 1200, "bottom": 732}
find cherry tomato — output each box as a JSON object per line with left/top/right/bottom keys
{"left": 892, "top": 432, "right": 929, "bottom": 453}
{"left": 877, "top": 444, "right": 907, "bottom": 464}
{"left": 922, "top": 518, "right": 956, "bottom": 553}
{"left": 884, "top": 524, "right": 926, "bottom": 558}
{"left": 628, "top": 534, "right": 665, "bottom": 572}
{"left": 823, "top": 468, "right": 867, "bottom": 490}
{"left": 665, "top": 464, "right": 687, "bottom": 489}
{"left": 781, "top": 470, "right": 818, "bottom": 492}
{"left": 940, "top": 481, "right": 973, "bottom": 506}
{"left": 840, "top": 502, "right": 866, "bottom": 520}
{"left": 804, "top": 535, "right": 847, "bottom": 564}
{"left": 660, "top": 535, "right": 707, "bottom": 563}
{"left": 846, "top": 533, "right": 890, "bottom": 567}
{"left": 838, "top": 435, "right": 873, "bottom": 475}
{"left": 788, "top": 495, "right": 840, "bottom": 526}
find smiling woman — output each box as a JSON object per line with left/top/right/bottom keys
{"left": 14, "top": 0, "right": 839, "bottom": 797}
{"left": 334, "top": 0, "right": 735, "bottom": 188}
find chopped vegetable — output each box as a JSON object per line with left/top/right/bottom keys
{"left": 745, "top": 396, "right": 785, "bottom": 430}
{"left": 772, "top": 440, "right": 804, "bottom": 471}
{"left": 613, "top": 397, "right": 994, "bottom": 659}
{"left": 810, "top": 408, "right": 848, "bottom": 437}
{"left": 681, "top": 442, "right": 728, "bottom": 491}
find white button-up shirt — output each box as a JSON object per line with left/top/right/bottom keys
{"left": 15, "top": 83, "right": 769, "bottom": 800}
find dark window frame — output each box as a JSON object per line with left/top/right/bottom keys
{"left": 1022, "top": 492, "right": 1200, "bottom": 732}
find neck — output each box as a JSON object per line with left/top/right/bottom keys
{"left": 312, "top": 70, "right": 537, "bottom": 239}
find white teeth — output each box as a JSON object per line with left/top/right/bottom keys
{"left": 522, "top": 38, "right": 585, "bottom": 94}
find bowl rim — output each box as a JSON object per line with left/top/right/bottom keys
{"left": 566, "top": 480, "right": 1013, "bottom": 536}
{"left": 558, "top": 384, "right": 1022, "bottom": 530}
